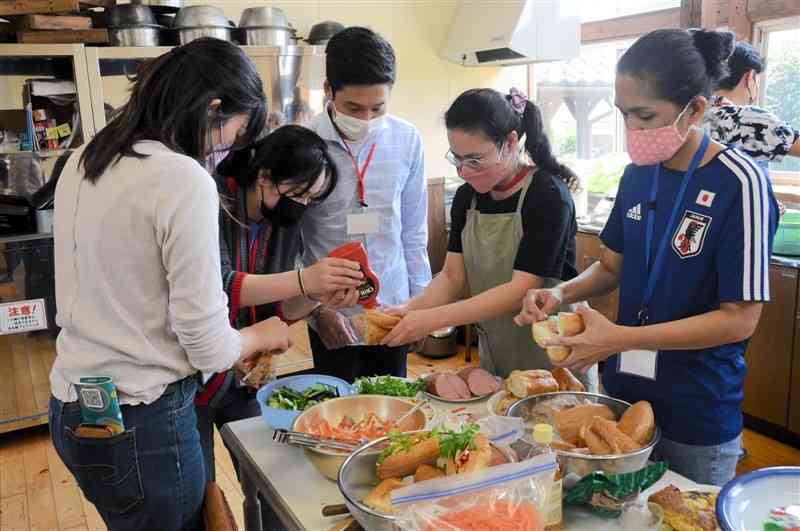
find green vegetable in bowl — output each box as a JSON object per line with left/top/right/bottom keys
{"left": 266, "top": 383, "right": 339, "bottom": 411}
{"left": 353, "top": 375, "right": 426, "bottom": 397}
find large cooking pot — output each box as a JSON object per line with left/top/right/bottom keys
{"left": 106, "top": 4, "right": 161, "bottom": 47}
{"left": 419, "top": 326, "right": 457, "bottom": 359}
{"left": 306, "top": 20, "right": 344, "bottom": 45}
{"left": 173, "top": 5, "right": 233, "bottom": 44}
{"left": 109, "top": 26, "right": 161, "bottom": 46}
{"left": 237, "top": 7, "right": 296, "bottom": 46}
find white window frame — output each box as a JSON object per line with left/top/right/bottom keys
{"left": 753, "top": 17, "right": 800, "bottom": 191}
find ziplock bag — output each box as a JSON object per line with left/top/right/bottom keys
{"left": 392, "top": 454, "right": 556, "bottom": 531}
{"left": 305, "top": 306, "right": 366, "bottom": 349}
{"left": 478, "top": 415, "right": 525, "bottom": 448}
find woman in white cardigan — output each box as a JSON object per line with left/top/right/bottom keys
{"left": 49, "top": 38, "right": 284, "bottom": 531}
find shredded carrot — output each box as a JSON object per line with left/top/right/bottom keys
{"left": 305, "top": 412, "right": 393, "bottom": 444}
{"left": 421, "top": 500, "right": 543, "bottom": 531}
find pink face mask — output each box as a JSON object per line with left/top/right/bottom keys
{"left": 626, "top": 104, "right": 692, "bottom": 166}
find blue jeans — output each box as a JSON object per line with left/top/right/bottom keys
{"left": 49, "top": 375, "right": 205, "bottom": 531}
{"left": 653, "top": 433, "right": 742, "bottom": 486}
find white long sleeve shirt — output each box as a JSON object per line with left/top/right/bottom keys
{"left": 51, "top": 141, "right": 241, "bottom": 405}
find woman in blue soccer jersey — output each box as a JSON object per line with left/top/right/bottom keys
{"left": 516, "top": 28, "right": 778, "bottom": 486}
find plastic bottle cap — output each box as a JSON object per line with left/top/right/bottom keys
{"left": 532, "top": 423, "right": 554, "bottom": 444}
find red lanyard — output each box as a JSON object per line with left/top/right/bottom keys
{"left": 349, "top": 144, "right": 377, "bottom": 207}
{"left": 494, "top": 165, "right": 531, "bottom": 193}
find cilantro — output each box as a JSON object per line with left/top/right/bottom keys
{"left": 438, "top": 423, "right": 479, "bottom": 460}
{"left": 353, "top": 375, "right": 426, "bottom": 397}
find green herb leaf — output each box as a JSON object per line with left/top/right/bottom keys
{"left": 438, "top": 423, "right": 479, "bottom": 460}
{"left": 353, "top": 376, "right": 426, "bottom": 397}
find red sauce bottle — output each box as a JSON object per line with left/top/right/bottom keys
{"left": 328, "top": 242, "right": 380, "bottom": 309}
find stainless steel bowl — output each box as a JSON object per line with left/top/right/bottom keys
{"left": 307, "top": 20, "right": 344, "bottom": 45}
{"left": 109, "top": 26, "right": 161, "bottom": 46}
{"left": 337, "top": 432, "right": 518, "bottom": 531}
{"left": 107, "top": 3, "right": 158, "bottom": 28}
{"left": 507, "top": 392, "right": 660, "bottom": 482}
{"left": 177, "top": 26, "right": 231, "bottom": 44}
{"left": 174, "top": 5, "right": 230, "bottom": 29}
{"left": 292, "top": 395, "right": 427, "bottom": 481}
{"left": 239, "top": 6, "right": 290, "bottom": 29}
{"left": 238, "top": 27, "right": 295, "bottom": 46}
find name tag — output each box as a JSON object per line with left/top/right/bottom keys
{"left": 347, "top": 212, "right": 380, "bottom": 235}
{"left": 619, "top": 350, "right": 658, "bottom": 380}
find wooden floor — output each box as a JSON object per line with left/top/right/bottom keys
{"left": 1, "top": 338, "right": 799, "bottom": 530}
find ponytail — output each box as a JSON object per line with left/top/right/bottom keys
{"left": 518, "top": 100, "right": 580, "bottom": 191}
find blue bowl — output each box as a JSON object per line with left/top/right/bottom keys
{"left": 256, "top": 374, "right": 353, "bottom": 431}
{"left": 717, "top": 466, "right": 800, "bottom": 531}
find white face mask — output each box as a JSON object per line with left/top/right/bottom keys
{"left": 332, "top": 107, "right": 384, "bottom": 142}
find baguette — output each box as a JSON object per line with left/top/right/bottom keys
{"left": 554, "top": 403, "right": 616, "bottom": 445}
{"left": 551, "top": 367, "right": 585, "bottom": 392}
{"left": 532, "top": 312, "right": 585, "bottom": 363}
{"left": 588, "top": 417, "right": 641, "bottom": 454}
{"left": 363, "top": 478, "right": 405, "bottom": 514}
{"left": 377, "top": 436, "right": 440, "bottom": 480}
{"left": 445, "top": 433, "right": 492, "bottom": 475}
{"left": 363, "top": 310, "right": 402, "bottom": 345}
{"left": 414, "top": 464, "right": 445, "bottom": 482}
{"left": 618, "top": 401, "right": 656, "bottom": 446}
{"left": 506, "top": 370, "right": 559, "bottom": 399}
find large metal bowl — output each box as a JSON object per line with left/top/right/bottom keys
{"left": 292, "top": 395, "right": 427, "bottom": 481}
{"left": 338, "top": 432, "right": 518, "bottom": 531}
{"left": 239, "top": 6, "right": 290, "bottom": 29}
{"left": 107, "top": 3, "right": 158, "bottom": 28}
{"left": 507, "top": 392, "right": 660, "bottom": 483}
{"left": 173, "top": 5, "right": 230, "bottom": 28}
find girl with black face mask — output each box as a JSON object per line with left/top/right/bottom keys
{"left": 196, "top": 124, "right": 363, "bottom": 483}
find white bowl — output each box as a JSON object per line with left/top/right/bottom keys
{"left": 486, "top": 389, "right": 517, "bottom": 416}
{"left": 717, "top": 466, "right": 800, "bottom": 531}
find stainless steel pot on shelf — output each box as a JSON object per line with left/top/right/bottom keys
{"left": 237, "top": 7, "right": 297, "bottom": 46}
{"left": 173, "top": 5, "right": 233, "bottom": 44}
{"left": 106, "top": 4, "right": 162, "bottom": 47}
{"left": 109, "top": 26, "right": 161, "bottom": 46}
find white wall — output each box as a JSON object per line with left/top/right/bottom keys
{"left": 193, "top": 0, "right": 528, "bottom": 179}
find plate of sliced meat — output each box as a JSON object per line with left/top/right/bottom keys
{"left": 423, "top": 367, "right": 503, "bottom": 403}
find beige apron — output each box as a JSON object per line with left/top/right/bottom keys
{"left": 461, "top": 174, "right": 597, "bottom": 391}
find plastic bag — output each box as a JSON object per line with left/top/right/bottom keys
{"left": 393, "top": 454, "right": 556, "bottom": 531}
{"left": 305, "top": 306, "right": 365, "bottom": 349}
{"left": 477, "top": 415, "right": 525, "bottom": 448}
{"left": 563, "top": 461, "right": 668, "bottom": 517}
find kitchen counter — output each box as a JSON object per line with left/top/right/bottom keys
{"left": 577, "top": 224, "right": 800, "bottom": 269}
{"left": 222, "top": 397, "right": 713, "bottom": 531}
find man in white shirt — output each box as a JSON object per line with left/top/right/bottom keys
{"left": 301, "top": 27, "right": 431, "bottom": 381}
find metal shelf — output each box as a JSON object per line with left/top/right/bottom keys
{"left": 0, "top": 232, "right": 53, "bottom": 245}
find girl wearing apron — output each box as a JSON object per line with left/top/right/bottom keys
{"left": 517, "top": 29, "right": 778, "bottom": 485}
{"left": 383, "top": 88, "right": 597, "bottom": 390}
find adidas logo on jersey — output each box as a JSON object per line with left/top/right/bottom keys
{"left": 626, "top": 203, "right": 642, "bottom": 221}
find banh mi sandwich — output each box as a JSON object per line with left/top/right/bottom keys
{"left": 375, "top": 424, "right": 489, "bottom": 481}
{"left": 363, "top": 310, "right": 403, "bottom": 345}
{"left": 532, "top": 312, "right": 585, "bottom": 363}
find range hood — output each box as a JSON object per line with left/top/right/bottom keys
{"left": 441, "top": 0, "right": 580, "bottom": 67}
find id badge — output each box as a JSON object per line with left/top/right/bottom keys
{"left": 346, "top": 211, "right": 379, "bottom": 235}
{"left": 619, "top": 350, "right": 658, "bottom": 380}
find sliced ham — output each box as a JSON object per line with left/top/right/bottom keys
{"left": 427, "top": 373, "right": 471, "bottom": 400}
{"left": 463, "top": 368, "right": 502, "bottom": 396}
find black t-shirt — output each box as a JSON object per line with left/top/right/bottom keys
{"left": 448, "top": 169, "right": 578, "bottom": 281}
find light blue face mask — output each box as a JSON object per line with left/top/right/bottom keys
{"left": 206, "top": 122, "right": 232, "bottom": 173}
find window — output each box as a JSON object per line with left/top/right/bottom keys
{"left": 580, "top": 0, "right": 679, "bottom": 22}
{"left": 758, "top": 21, "right": 800, "bottom": 177}
{"left": 532, "top": 40, "right": 632, "bottom": 223}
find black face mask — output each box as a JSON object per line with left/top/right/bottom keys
{"left": 260, "top": 191, "right": 308, "bottom": 227}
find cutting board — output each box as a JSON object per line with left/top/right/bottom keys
{"left": 17, "top": 28, "right": 107, "bottom": 43}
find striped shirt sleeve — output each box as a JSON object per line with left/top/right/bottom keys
{"left": 717, "top": 149, "right": 778, "bottom": 302}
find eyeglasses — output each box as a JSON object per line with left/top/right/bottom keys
{"left": 445, "top": 143, "right": 505, "bottom": 171}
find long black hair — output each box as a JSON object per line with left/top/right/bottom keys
{"left": 444, "top": 88, "right": 578, "bottom": 188}
{"left": 617, "top": 28, "right": 735, "bottom": 107}
{"left": 717, "top": 41, "right": 765, "bottom": 91}
{"left": 219, "top": 125, "right": 338, "bottom": 203}
{"left": 80, "top": 38, "right": 266, "bottom": 183}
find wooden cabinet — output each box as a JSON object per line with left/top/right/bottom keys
{"left": 743, "top": 266, "right": 796, "bottom": 426}
{"left": 790, "top": 276, "right": 800, "bottom": 434}
{"left": 575, "top": 232, "right": 619, "bottom": 322}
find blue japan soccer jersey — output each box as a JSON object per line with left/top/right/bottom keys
{"left": 600, "top": 148, "right": 778, "bottom": 445}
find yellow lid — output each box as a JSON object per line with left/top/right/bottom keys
{"left": 533, "top": 423, "right": 554, "bottom": 444}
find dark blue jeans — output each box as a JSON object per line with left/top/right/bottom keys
{"left": 49, "top": 375, "right": 205, "bottom": 531}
